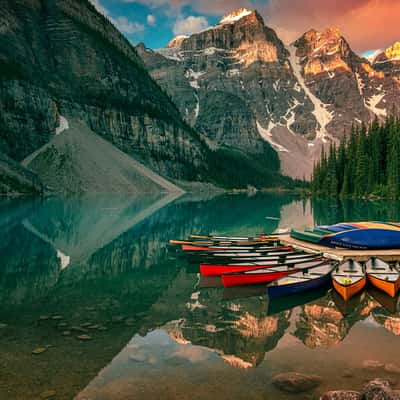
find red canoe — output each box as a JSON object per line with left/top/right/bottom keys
{"left": 200, "top": 255, "right": 320, "bottom": 276}
{"left": 221, "top": 259, "right": 324, "bottom": 287}
{"left": 200, "top": 264, "right": 273, "bottom": 276}
{"left": 182, "top": 244, "right": 292, "bottom": 252}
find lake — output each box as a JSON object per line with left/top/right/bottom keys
{"left": 2, "top": 193, "right": 400, "bottom": 399}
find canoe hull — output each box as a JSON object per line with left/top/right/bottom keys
{"left": 332, "top": 276, "right": 366, "bottom": 301}
{"left": 200, "top": 264, "right": 272, "bottom": 276}
{"left": 221, "top": 270, "right": 296, "bottom": 287}
{"left": 320, "top": 228, "right": 400, "bottom": 250}
{"left": 267, "top": 273, "right": 331, "bottom": 298}
{"left": 367, "top": 274, "right": 400, "bottom": 297}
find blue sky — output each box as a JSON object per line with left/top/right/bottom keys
{"left": 89, "top": 0, "right": 399, "bottom": 55}
{"left": 89, "top": 0, "right": 223, "bottom": 49}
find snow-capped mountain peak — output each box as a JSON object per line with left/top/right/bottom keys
{"left": 219, "top": 8, "right": 252, "bottom": 24}
{"left": 166, "top": 35, "right": 188, "bottom": 48}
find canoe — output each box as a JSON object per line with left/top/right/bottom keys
{"left": 331, "top": 260, "right": 366, "bottom": 301}
{"left": 365, "top": 258, "right": 400, "bottom": 297}
{"left": 267, "top": 262, "right": 334, "bottom": 298}
{"left": 181, "top": 244, "right": 282, "bottom": 252}
{"left": 200, "top": 254, "right": 322, "bottom": 276}
{"left": 190, "top": 234, "right": 276, "bottom": 242}
{"left": 291, "top": 221, "right": 400, "bottom": 250}
{"left": 181, "top": 246, "right": 293, "bottom": 257}
{"left": 221, "top": 259, "right": 325, "bottom": 287}
{"left": 197, "top": 250, "right": 304, "bottom": 262}
{"left": 171, "top": 239, "right": 275, "bottom": 247}
{"left": 180, "top": 248, "right": 296, "bottom": 265}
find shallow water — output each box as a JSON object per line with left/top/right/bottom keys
{"left": 2, "top": 194, "right": 400, "bottom": 399}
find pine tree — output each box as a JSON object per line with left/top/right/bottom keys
{"left": 311, "top": 116, "right": 400, "bottom": 198}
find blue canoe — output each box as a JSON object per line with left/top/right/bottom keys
{"left": 267, "top": 262, "right": 335, "bottom": 298}
{"left": 291, "top": 222, "right": 400, "bottom": 250}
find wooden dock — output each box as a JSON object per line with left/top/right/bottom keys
{"left": 280, "top": 235, "right": 400, "bottom": 262}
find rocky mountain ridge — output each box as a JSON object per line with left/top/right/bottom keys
{"left": 0, "top": 0, "right": 287, "bottom": 194}
{"left": 140, "top": 9, "right": 400, "bottom": 178}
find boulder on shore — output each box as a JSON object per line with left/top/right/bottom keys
{"left": 320, "top": 390, "right": 361, "bottom": 400}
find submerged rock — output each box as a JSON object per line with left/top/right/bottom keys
{"left": 320, "top": 390, "right": 361, "bottom": 400}
{"left": 272, "top": 372, "right": 322, "bottom": 393}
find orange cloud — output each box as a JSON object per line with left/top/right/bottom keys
{"left": 263, "top": 0, "right": 400, "bottom": 52}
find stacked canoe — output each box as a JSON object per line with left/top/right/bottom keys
{"left": 291, "top": 221, "right": 400, "bottom": 250}
{"left": 169, "top": 234, "right": 400, "bottom": 301}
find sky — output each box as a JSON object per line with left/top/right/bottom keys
{"left": 89, "top": 0, "right": 400, "bottom": 55}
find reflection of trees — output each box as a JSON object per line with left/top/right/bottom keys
{"left": 311, "top": 198, "right": 400, "bottom": 226}
{"left": 0, "top": 225, "right": 59, "bottom": 304}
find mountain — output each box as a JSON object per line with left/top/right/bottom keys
{"left": 139, "top": 9, "right": 400, "bottom": 178}
{"left": 0, "top": 0, "right": 290, "bottom": 194}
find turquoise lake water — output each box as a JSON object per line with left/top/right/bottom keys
{"left": 2, "top": 193, "right": 400, "bottom": 399}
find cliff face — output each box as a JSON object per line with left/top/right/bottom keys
{"left": 0, "top": 0, "right": 212, "bottom": 188}
{"left": 146, "top": 10, "right": 312, "bottom": 160}
{"left": 141, "top": 9, "right": 400, "bottom": 178}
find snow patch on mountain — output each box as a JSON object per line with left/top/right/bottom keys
{"left": 257, "top": 121, "right": 289, "bottom": 152}
{"left": 157, "top": 47, "right": 183, "bottom": 61}
{"left": 186, "top": 69, "right": 205, "bottom": 89}
{"left": 194, "top": 92, "right": 200, "bottom": 120}
{"left": 220, "top": 8, "right": 252, "bottom": 24}
{"left": 287, "top": 45, "right": 333, "bottom": 142}
{"left": 366, "top": 93, "right": 387, "bottom": 117}
{"left": 56, "top": 116, "right": 69, "bottom": 135}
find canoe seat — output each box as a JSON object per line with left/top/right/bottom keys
{"left": 370, "top": 272, "right": 399, "bottom": 275}
{"left": 333, "top": 273, "right": 365, "bottom": 278}
{"left": 343, "top": 269, "right": 363, "bottom": 273}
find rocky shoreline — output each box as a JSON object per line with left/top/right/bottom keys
{"left": 272, "top": 369, "right": 400, "bottom": 399}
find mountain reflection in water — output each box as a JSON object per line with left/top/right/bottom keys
{"left": 2, "top": 194, "right": 400, "bottom": 400}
